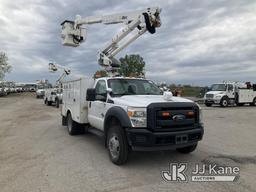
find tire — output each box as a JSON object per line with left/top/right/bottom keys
{"left": 205, "top": 103, "right": 212, "bottom": 107}
{"left": 47, "top": 100, "right": 52, "bottom": 106}
{"left": 44, "top": 99, "right": 47, "bottom": 105}
{"left": 176, "top": 144, "right": 197, "bottom": 154}
{"left": 62, "top": 116, "right": 67, "bottom": 126}
{"left": 67, "top": 113, "right": 84, "bottom": 135}
{"left": 220, "top": 97, "right": 229, "bottom": 107}
{"left": 56, "top": 99, "right": 59, "bottom": 108}
{"left": 250, "top": 98, "right": 256, "bottom": 106}
{"left": 36, "top": 95, "right": 39, "bottom": 99}
{"left": 107, "top": 124, "right": 129, "bottom": 165}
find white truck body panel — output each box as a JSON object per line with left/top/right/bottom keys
{"left": 62, "top": 78, "right": 94, "bottom": 124}
{"left": 238, "top": 89, "right": 256, "bottom": 103}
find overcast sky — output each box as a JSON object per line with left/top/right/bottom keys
{"left": 1, "top": 0, "right": 256, "bottom": 86}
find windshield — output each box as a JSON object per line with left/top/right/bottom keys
{"left": 210, "top": 84, "right": 227, "bottom": 91}
{"left": 108, "top": 79, "right": 162, "bottom": 97}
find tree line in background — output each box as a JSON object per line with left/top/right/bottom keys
{"left": 93, "top": 54, "right": 208, "bottom": 97}
{"left": 0, "top": 52, "right": 12, "bottom": 80}
{"left": 94, "top": 54, "right": 145, "bottom": 78}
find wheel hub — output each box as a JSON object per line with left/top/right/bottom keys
{"left": 109, "top": 135, "right": 120, "bottom": 159}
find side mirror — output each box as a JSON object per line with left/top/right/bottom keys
{"left": 106, "top": 88, "right": 112, "bottom": 93}
{"left": 95, "top": 95, "right": 106, "bottom": 102}
{"left": 86, "top": 88, "right": 96, "bottom": 101}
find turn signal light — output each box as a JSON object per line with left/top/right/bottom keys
{"left": 162, "top": 112, "right": 170, "bottom": 117}
{"left": 187, "top": 111, "right": 194, "bottom": 117}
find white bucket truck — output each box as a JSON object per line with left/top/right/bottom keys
{"left": 44, "top": 62, "right": 71, "bottom": 108}
{"left": 60, "top": 7, "right": 204, "bottom": 164}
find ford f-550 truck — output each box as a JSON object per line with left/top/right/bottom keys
{"left": 61, "top": 77, "right": 204, "bottom": 165}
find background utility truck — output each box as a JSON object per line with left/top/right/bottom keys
{"left": 44, "top": 62, "right": 70, "bottom": 108}
{"left": 204, "top": 82, "right": 256, "bottom": 107}
{"left": 61, "top": 77, "right": 204, "bottom": 164}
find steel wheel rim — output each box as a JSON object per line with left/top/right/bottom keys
{"left": 109, "top": 135, "right": 120, "bottom": 159}
{"left": 223, "top": 100, "right": 227, "bottom": 106}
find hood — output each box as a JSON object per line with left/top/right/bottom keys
{"left": 112, "top": 95, "right": 193, "bottom": 107}
{"left": 36, "top": 89, "right": 44, "bottom": 93}
{"left": 206, "top": 91, "right": 225, "bottom": 95}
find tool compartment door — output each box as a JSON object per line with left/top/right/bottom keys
{"left": 238, "top": 89, "right": 253, "bottom": 103}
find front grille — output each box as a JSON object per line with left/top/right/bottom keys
{"left": 206, "top": 94, "right": 214, "bottom": 99}
{"left": 147, "top": 102, "right": 199, "bottom": 132}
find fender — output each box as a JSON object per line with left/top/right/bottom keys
{"left": 104, "top": 106, "right": 132, "bottom": 130}
{"left": 103, "top": 106, "right": 131, "bottom": 147}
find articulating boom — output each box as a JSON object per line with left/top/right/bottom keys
{"left": 49, "top": 62, "right": 71, "bottom": 87}
{"left": 61, "top": 7, "right": 161, "bottom": 74}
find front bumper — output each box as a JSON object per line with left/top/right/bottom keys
{"left": 126, "top": 125, "right": 204, "bottom": 151}
{"left": 204, "top": 99, "right": 220, "bottom": 104}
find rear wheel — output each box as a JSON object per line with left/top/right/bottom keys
{"left": 220, "top": 97, "right": 229, "bottom": 107}
{"left": 107, "top": 123, "right": 129, "bottom": 165}
{"left": 176, "top": 144, "right": 197, "bottom": 154}
{"left": 67, "top": 113, "right": 84, "bottom": 135}
{"left": 62, "top": 116, "right": 67, "bottom": 126}
{"left": 250, "top": 98, "right": 256, "bottom": 106}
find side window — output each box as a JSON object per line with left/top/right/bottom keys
{"left": 95, "top": 80, "right": 106, "bottom": 95}
{"left": 228, "top": 84, "right": 233, "bottom": 91}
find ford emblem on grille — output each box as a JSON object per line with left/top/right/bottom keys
{"left": 172, "top": 114, "right": 186, "bottom": 121}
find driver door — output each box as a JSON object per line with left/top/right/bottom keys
{"left": 88, "top": 80, "right": 107, "bottom": 131}
{"left": 227, "top": 84, "right": 235, "bottom": 99}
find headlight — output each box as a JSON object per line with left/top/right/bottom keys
{"left": 215, "top": 95, "right": 222, "bottom": 99}
{"left": 127, "top": 107, "right": 147, "bottom": 127}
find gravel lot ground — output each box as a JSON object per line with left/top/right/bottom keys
{"left": 0, "top": 93, "right": 255, "bottom": 192}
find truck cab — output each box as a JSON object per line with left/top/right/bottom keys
{"left": 61, "top": 77, "right": 204, "bottom": 165}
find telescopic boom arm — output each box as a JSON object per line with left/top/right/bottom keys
{"left": 60, "top": 7, "right": 161, "bottom": 73}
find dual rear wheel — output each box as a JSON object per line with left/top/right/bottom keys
{"left": 66, "top": 113, "right": 85, "bottom": 135}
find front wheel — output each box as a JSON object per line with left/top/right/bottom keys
{"left": 107, "top": 124, "right": 128, "bottom": 165}
{"left": 176, "top": 144, "right": 197, "bottom": 154}
{"left": 220, "top": 97, "right": 229, "bottom": 107}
